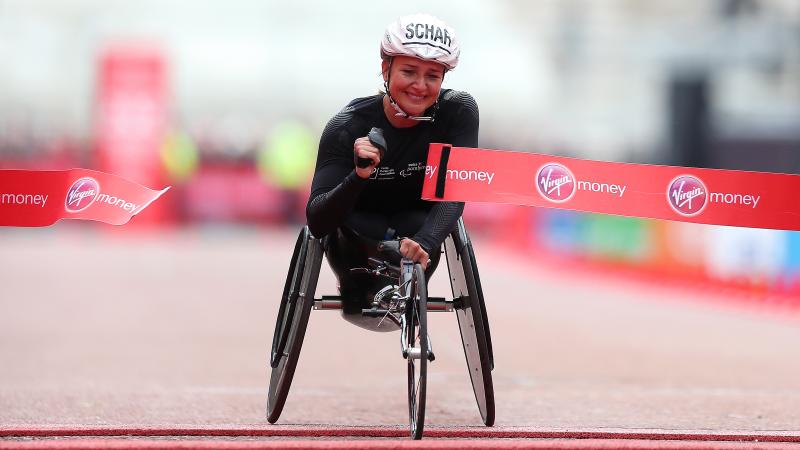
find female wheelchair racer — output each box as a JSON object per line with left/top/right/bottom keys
{"left": 266, "top": 14, "right": 494, "bottom": 439}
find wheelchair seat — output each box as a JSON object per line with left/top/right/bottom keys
{"left": 322, "top": 226, "right": 443, "bottom": 332}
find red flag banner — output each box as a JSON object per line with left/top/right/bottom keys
{"left": 422, "top": 144, "right": 800, "bottom": 231}
{"left": 0, "top": 169, "right": 170, "bottom": 227}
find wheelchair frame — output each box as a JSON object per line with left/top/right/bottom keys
{"left": 266, "top": 218, "right": 494, "bottom": 439}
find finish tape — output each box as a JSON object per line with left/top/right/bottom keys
{"left": 0, "top": 169, "right": 170, "bottom": 227}
{"left": 423, "top": 144, "right": 800, "bottom": 231}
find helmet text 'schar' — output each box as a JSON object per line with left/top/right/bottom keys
{"left": 404, "top": 23, "right": 452, "bottom": 48}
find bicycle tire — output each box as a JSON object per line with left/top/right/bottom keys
{"left": 406, "top": 263, "right": 428, "bottom": 440}
{"left": 267, "top": 230, "right": 323, "bottom": 423}
{"left": 445, "top": 221, "right": 495, "bottom": 426}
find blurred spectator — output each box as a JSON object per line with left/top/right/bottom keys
{"left": 161, "top": 128, "right": 199, "bottom": 183}
{"left": 257, "top": 121, "right": 316, "bottom": 224}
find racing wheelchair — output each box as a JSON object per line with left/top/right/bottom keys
{"left": 266, "top": 218, "right": 494, "bottom": 439}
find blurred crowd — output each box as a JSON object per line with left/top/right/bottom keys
{"left": 1, "top": 0, "right": 799, "bottom": 295}
{"left": 0, "top": 118, "right": 317, "bottom": 224}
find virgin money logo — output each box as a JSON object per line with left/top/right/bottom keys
{"left": 65, "top": 177, "right": 99, "bottom": 213}
{"left": 667, "top": 175, "right": 707, "bottom": 217}
{"left": 536, "top": 163, "right": 575, "bottom": 203}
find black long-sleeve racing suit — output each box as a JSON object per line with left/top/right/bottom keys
{"left": 306, "top": 89, "right": 479, "bottom": 303}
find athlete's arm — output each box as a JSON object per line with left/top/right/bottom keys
{"left": 410, "top": 202, "right": 465, "bottom": 254}
{"left": 411, "top": 91, "right": 479, "bottom": 253}
{"left": 305, "top": 118, "right": 369, "bottom": 238}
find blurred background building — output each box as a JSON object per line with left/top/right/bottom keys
{"left": 1, "top": 0, "right": 799, "bottom": 295}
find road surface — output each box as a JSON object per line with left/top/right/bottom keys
{"left": 1, "top": 226, "right": 798, "bottom": 447}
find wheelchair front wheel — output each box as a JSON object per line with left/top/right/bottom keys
{"left": 405, "top": 263, "right": 428, "bottom": 440}
{"left": 267, "top": 228, "right": 323, "bottom": 424}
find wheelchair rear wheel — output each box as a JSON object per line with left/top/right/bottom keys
{"left": 405, "top": 263, "right": 428, "bottom": 440}
{"left": 270, "top": 229, "right": 307, "bottom": 369}
{"left": 444, "top": 219, "right": 495, "bottom": 426}
{"left": 267, "top": 227, "right": 323, "bottom": 423}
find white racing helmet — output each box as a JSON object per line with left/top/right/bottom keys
{"left": 380, "top": 14, "right": 460, "bottom": 121}
{"left": 380, "top": 13, "right": 460, "bottom": 70}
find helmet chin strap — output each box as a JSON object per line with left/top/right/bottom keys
{"left": 384, "top": 58, "right": 439, "bottom": 122}
{"left": 385, "top": 90, "right": 437, "bottom": 122}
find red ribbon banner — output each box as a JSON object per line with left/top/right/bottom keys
{"left": 0, "top": 169, "right": 170, "bottom": 227}
{"left": 422, "top": 144, "right": 800, "bottom": 231}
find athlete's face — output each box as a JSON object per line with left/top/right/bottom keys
{"left": 382, "top": 56, "right": 445, "bottom": 117}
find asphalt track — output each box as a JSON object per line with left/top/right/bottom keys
{"left": 1, "top": 226, "right": 799, "bottom": 449}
